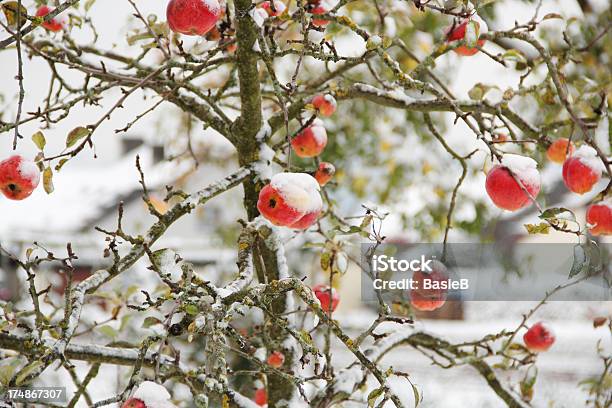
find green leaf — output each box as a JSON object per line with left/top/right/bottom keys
{"left": 66, "top": 126, "right": 90, "bottom": 148}
{"left": 32, "top": 131, "right": 46, "bottom": 150}
{"left": 14, "top": 361, "right": 42, "bottom": 386}
{"left": 539, "top": 207, "right": 574, "bottom": 221}
{"left": 97, "top": 325, "right": 118, "bottom": 339}
{"left": 55, "top": 158, "right": 69, "bottom": 172}
{"left": 184, "top": 304, "right": 199, "bottom": 315}
{"left": 84, "top": 0, "right": 97, "bottom": 11}
{"left": 412, "top": 383, "right": 421, "bottom": 407}
{"left": 367, "top": 387, "right": 384, "bottom": 406}
{"left": 0, "top": 357, "right": 21, "bottom": 386}
{"left": 524, "top": 222, "right": 550, "bottom": 235}
{"left": 43, "top": 167, "right": 54, "bottom": 194}
{"left": 1, "top": 2, "right": 28, "bottom": 28}
{"left": 142, "top": 316, "right": 163, "bottom": 328}
{"left": 320, "top": 251, "right": 332, "bottom": 272}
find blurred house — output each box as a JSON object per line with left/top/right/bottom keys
{"left": 0, "top": 135, "right": 240, "bottom": 302}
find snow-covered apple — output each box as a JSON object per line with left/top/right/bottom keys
{"left": 523, "top": 322, "right": 555, "bottom": 352}
{"left": 0, "top": 155, "right": 40, "bottom": 200}
{"left": 291, "top": 119, "right": 327, "bottom": 158}
{"left": 254, "top": 388, "right": 267, "bottom": 406}
{"left": 546, "top": 138, "right": 574, "bottom": 164}
{"left": 562, "top": 145, "right": 603, "bottom": 194}
{"left": 410, "top": 260, "right": 448, "bottom": 312}
{"left": 586, "top": 199, "right": 612, "bottom": 236}
{"left": 313, "top": 284, "right": 339, "bottom": 313}
{"left": 312, "top": 94, "right": 337, "bottom": 117}
{"left": 257, "top": 173, "right": 323, "bottom": 229}
{"left": 121, "top": 381, "right": 175, "bottom": 408}
{"left": 166, "top": 0, "right": 221, "bottom": 36}
{"left": 267, "top": 351, "right": 285, "bottom": 368}
{"left": 36, "top": 5, "right": 63, "bottom": 32}
{"left": 445, "top": 17, "right": 487, "bottom": 56}
{"left": 485, "top": 154, "right": 541, "bottom": 211}
{"left": 260, "top": 0, "right": 286, "bottom": 16}
{"left": 314, "top": 162, "right": 335, "bottom": 186}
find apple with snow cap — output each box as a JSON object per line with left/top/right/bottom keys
{"left": 291, "top": 119, "right": 327, "bottom": 158}
{"left": 444, "top": 15, "right": 487, "bottom": 56}
{"left": 260, "top": 0, "right": 286, "bottom": 16}
{"left": 546, "top": 138, "right": 574, "bottom": 164}
{"left": 312, "top": 94, "right": 337, "bottom": 117}
{"left": 562, "top": 145, "right": 603, "bottom": 194}
{"left": 166, "top": 0, "right": 221, "bottom": 36}
{"left": 314, "top": 162, "right": 335, "bottom": 186}
{"left": 36, "top": 5, "right": 63, "bottom": 32}
{"left": 0, "top": 155, "right": 41, "bottom": 200}
{"left": 410, "top": 260, "right": 448, "bottom": 312}
{"left": 257, "top": 173, "right": 323, "bottom": 229}
{"left": 523, "top": 321, "right": 555, "bottom": 352}
{"left": 586, "top": 199, "right": 612, "bottom": 236}
{"left": 485, "top": 154, "right": 541, "bottom": 211}
{"left": 313, "top": 284, "right": 339, "bottom": 313}
{"left": 121, "top": 381, "right": 176, "bottom": 408}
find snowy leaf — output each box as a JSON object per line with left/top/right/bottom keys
{"left": 569, "top": 244, "right": 589, "bottom": 278}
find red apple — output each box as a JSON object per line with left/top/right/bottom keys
{"left": 314, "top": 162, "right": 335, "bottom": 186}
{"left": 257, "top": 173, "right": 323, "bottom": 229}
{"left": 36, "top": 5, "right": 63, "bottom": 32}
{"left": 523, "top": 322, "right": 555, "bottom": 352}
{"left": 410, "top": 261, "right": 448, "bottom": 312}
{"left": 309, "top": 2, "right": 330, "bottom": 27}
{"left": 260, "top": 0, "right": 286, "bottom": 16}
{"left": 267, "top": 351, "right": 285, "bottom": 368}
{"left": 546, "top": 138, "right": 574, "bottom": 164}
{"left": 586, "top": 199, "right": 612, "bottom": 236}
{"left": 562, "top": 146, "right": 603, "bottom": 194}
{"left": 0, "top": 155, "right": 41, "bottom": 200}
{"left": 121, "top": 398, "right": 146, "bottom": 408}
{"left": 445, "top": 18, "right": 486, "bottom": 56}
{"left": 312, "top": 94, "right": 337, "bottom": 116}
{"left": 485, "top": 154, "right": 540, "bottom": 211}
{"left": 291, "top": 119, "right": 327, "bottom": 158}
{"left": 167, "top": 0, "right": 222, "bottom": 36}
{"left": 254, "top": 388, "right": 267, "bottom": 406}
{"left": 313, "top": 284, "right": 339, "bottom": 313}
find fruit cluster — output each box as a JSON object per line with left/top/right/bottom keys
{"left": 485, "top": 139, "right": 609, "bottom": 236}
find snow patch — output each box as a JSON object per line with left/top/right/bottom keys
{"left": 573, "top": 145, "right": 604, "bottom": 175}
{"left": 201, "top": 0, "right": 221, "bottom": 14}
{"left": 500, "top": 154, "right": 540, "bottom": 188}
{"left": 333, "top": 365, "right": 363, "bottom": 395}
{"left": 309, "top": 119, "right": 327, "bottom": 145}
{"left": 270, "top": 172, "right": 322, "bottom": 213}
{"left": 249, "top": 8, "right": 268, "bottom": 27}
{"left": 18, "top": 158, "right": 40, "bottom": 185}
{"left": 132, "top": 381, "right": 176, "bottom": 408}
